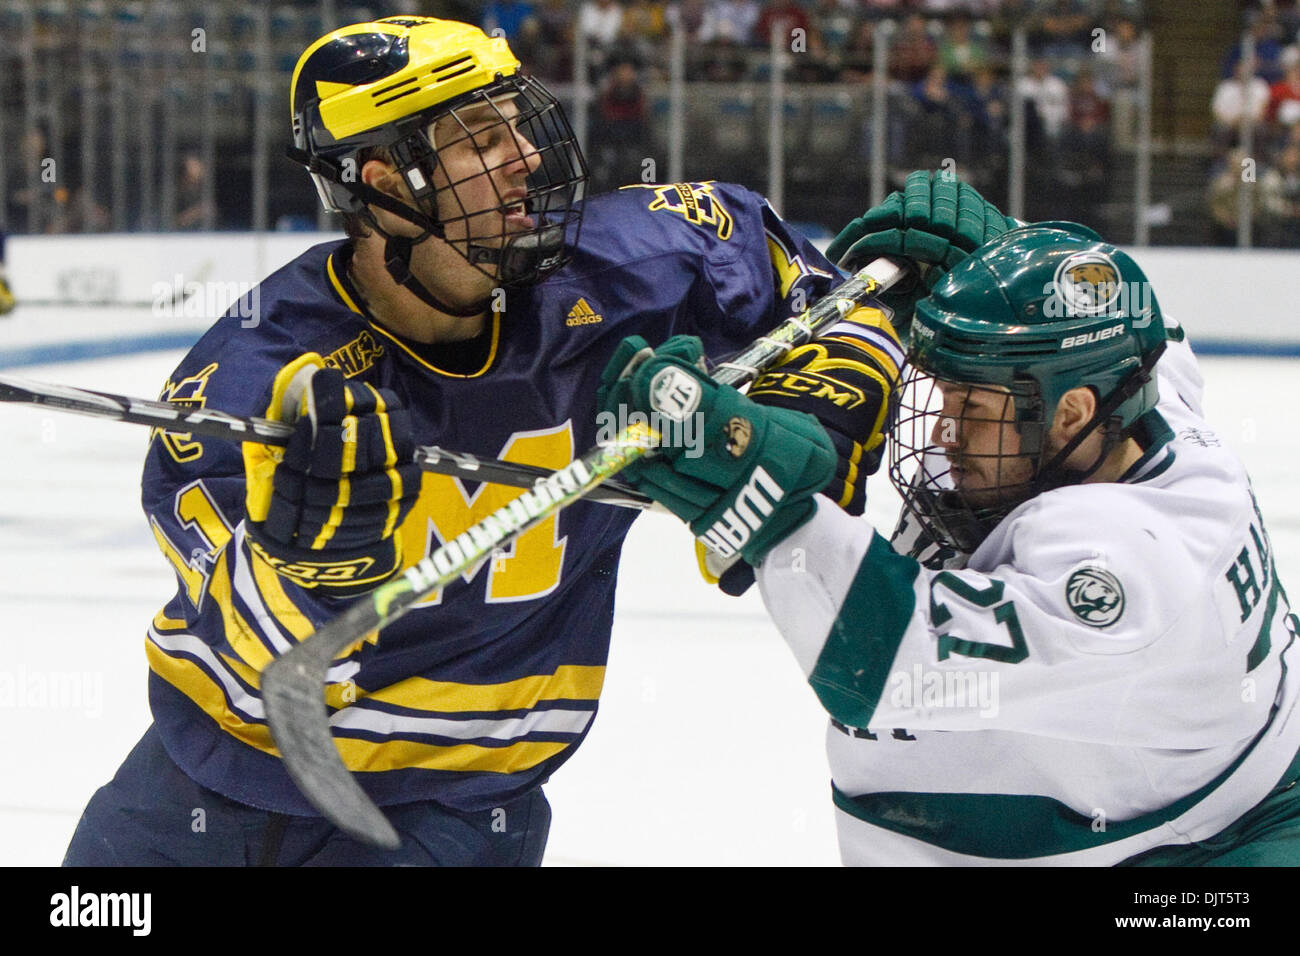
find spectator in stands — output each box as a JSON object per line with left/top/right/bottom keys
{"left": 1223, "top": 7, "right": 1287, "bottom": 85}
{"left": 1054, "top": 65, "right": 1111, "bottom": 222}
{"left": 839, "top": 19, "right": 877, "bottom": 82}
{"left": 1095, "top": 17, "right": 1142, "bottom": 93}
{"left": 1212, "top": 58, "right": 1271, "bottom": 148}
{"left": 590, "top": 56, "right": 648, "bottom": 192}
{"left": 965, "top": 65, "right": 1010, "bottom": 196}
{"left": 1030, "top": 0, "right": 1096, "bottom": 59}
{"left": 671, "top": 0, "right": 709, "bottom": 42}
{"left": 481, "top": 0, "right": 537, "bottom": 40}
{"left": 939, "top": 13, "right": 994, "bottom": 85}
{"left": 890, "top": 14, "right": 939, "bottom": 83}
{"left": 1095, "top": 16, "right": 1142, "bottom": 149}
{"left": 811, "top": 0, "right": 855, "bottom": 55}
{"left": 176, "top": 153, "right": 216, "bottom": 231}
{"left": 46, "top": 185, "right": 110, "bottom": 235}
{"left": 620, "top": 0, "right": 668, "bottom": 64}
{"left": 509, "top": 15, "right": 553, "bottom": 77}
{"left": 580, "top": 0, "right": 625, "bottom": 46}
{"left": 756, "top": 0, "right": 809, "bottom": 48}
{"left": 1018, "top": 56, "right": 1071, "bottom": 139}
{"left": 967, "top": 64, "right": 1009, "bottom": 136}
{"left": 1270, "top": 142, "right": 1300, "bottom": 245}
{"left": 535, "top": 0, "right": 576, "bottom": 79}
{"left": 7, "top": 127, "right": 48, "bottom": 233}
{"left": 860, "top": 0, "right": 910, "bottom": 15}
{"left": 698, "top": 0, "right": 762, "bottom": 46}
{"left": 1267, "top": 56, "right": 1300, "bottom": 129}
{"left": 1068, "top": 65, "right": 1110, "bottom": 135}
{"left": 579, "top": 0, "right": 625, "bottom": 79}
{"left": 909, "top": 65, "right": 968, "bottom": 166}
{"left": 1208, "top": 147, "right": 1287, "bottom": 245}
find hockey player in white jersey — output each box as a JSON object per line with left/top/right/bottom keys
{"left": 597, "top": 215, "right": 1300, "bottom": 865}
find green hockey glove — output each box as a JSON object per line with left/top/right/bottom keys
{"left": 826, "top": 169, "right": 1018, "bottom": 331}
{"left": 598, "top": 335, "right": 836, "bottom": 567}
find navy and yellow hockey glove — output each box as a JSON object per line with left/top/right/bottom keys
{"left": 826, "top": 169, "right": 1018, "bottom": 332}
{"left": 599, "top": 335, "right": 835, "bottom": 567}
{"left": 243, "top": 354, "right": 421, "bottom": 597}
{"left": 747, "top": 305, "right": 903, "bottom": 517}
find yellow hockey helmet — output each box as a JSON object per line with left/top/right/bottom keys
{"left": 289, "top": 16, "right": 587, "bottom": 289}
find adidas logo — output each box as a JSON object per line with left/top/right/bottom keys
{"left": 565, "top": 298, "right": 603, "bottom": 327}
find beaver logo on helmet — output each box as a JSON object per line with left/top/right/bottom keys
{"left": 1052, "top": 252, "right": 1123, "bottom": 317}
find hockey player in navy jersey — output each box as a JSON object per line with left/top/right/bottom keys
{"left": 62, "top": 15, "right": 904, "bottom": 866}
{"left": 600, "top": 176, "right": 1300, "bottom": 865}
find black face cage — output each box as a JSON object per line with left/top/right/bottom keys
{"left": 397, "top": 74, "right": 588, "bottom": 287}
{"left": 887, "top": 367, "right": 1049, "bottom": 555}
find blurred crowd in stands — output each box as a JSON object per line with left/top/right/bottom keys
{"left": 1210, "top": 1, "right": 1300, "bottom": 245}
{"left": 15, "top": 0, "right": 1300, "bottom": 248}
{"left": 478, "top": 0, "right": 1146, "bottom": 226}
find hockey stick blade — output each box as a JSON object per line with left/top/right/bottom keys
{"left": 261, "top": 257, "right": 908, "bottom": 848}
{"left": 0, "top": 374, "right": 653, "bottom": 508}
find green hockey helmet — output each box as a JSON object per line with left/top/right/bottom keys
{"left": 890, "top": 223, "right": 1169, "bottom": 553}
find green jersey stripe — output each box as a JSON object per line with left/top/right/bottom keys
{"left": 808, "top": 532, "right": 920, "bottom": 727}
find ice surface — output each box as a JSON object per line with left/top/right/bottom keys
{"left": 0, "top": 346, "right": 1295, "bottom": 866}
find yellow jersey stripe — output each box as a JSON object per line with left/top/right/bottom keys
{"left": 206, "top": 548, "right": 275, "bottom": 671}
{"left": 153, "top": 609, "right": 189, "bottom": 631}
{"left": 147, "top": 639, "right": 279, "bottom": 753}
{"left": 326, "top": 253, "right": 364, "bottom": 315}
{"left": 369, "top": 314, "right": 502, "bottom": 379}
{"left": 246, "top": 544, "right": 318, "bottom": 643}
{"left": 148, "top": 642, "right": 581, "bottom": 774}
{"left": 364, "top": 664, "right": 607, "bottom": 713}
{"left": 334, "top": 736, "right": 571, "bottom": 775}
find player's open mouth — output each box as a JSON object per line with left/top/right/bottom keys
{"left": 503, "top": 202, "right": 535, "bottom": 230}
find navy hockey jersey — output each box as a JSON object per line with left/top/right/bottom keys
{"left": 142, "top": 182, "right": 837, "bottom": 814}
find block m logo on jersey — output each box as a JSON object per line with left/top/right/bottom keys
{"left": 400, "top": 423, "right": 572, "bottom": 606}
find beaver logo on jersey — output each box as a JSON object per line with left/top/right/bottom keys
{"left": 1052, "top": 252, "right": 1122, "bottom": 317}
{"left": 1065, "top": 566, "right": 1126, "bottom": 627}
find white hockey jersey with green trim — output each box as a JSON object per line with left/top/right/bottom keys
{"left": 757, "top": 336, "right": 1300, "bottom": 865}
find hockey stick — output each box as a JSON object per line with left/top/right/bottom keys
{"left": 260, "top": 257, "right": 909, "bottom": 850}
{"left": 0, "top": 374, "right": 654, "bottom": 509}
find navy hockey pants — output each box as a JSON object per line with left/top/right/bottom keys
{"left": 62, "top": 724, "right": 551, "bottom": 866}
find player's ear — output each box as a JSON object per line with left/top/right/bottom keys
{"left": 1050, "top": 387, "right": 1098, "bottom": 444}
{"left": 360, "top": 158, "right": 424, "bottom": 238}
{"left": 361, "top": 158, "right": 407, "bottom": 202}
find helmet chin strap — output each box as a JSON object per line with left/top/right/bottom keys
{"left": 288, "top": 144, "right": 496, "bottom": 318}
{"left": 374, "top": 223, "right": 492, "bottom": 319}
